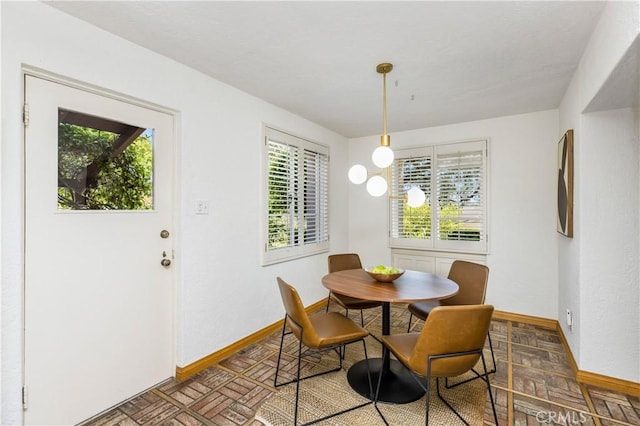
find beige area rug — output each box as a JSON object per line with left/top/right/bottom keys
{"left": 255, "top": 335, "right": 489, "bottom": 425}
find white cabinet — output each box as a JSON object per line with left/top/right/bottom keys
{"left": 393, "top": 252, "right": 435, "bottom": 273}
{"left": 391, "top": 249, "right": 486, "bottom": 276}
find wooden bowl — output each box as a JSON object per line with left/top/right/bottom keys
{"left": 364, "top": 267, "right": 405, "bottom": 283}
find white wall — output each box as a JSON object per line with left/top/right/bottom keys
{"left": 558, "top": 58, "right": 584, "bottom": 364}
{"left": 581, "top": 108, "right": 638, "bottom": 380}
{"left": 1, "top": 2, "right": 349, "bottom": 424}
{"left": 558, "top": 0, "right": 640, "bottom": 382}
{"left": 0, "top": 2, "right": 4, "bottom": 423}
{"left": 349, "top": 110, "right": 560, "bottom": 319}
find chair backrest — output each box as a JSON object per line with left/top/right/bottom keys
{"left": 441, "top": 260, "right": 489, "bottom": 306}
{"left": 328, "top": 253, "right": 362, "bottom": 273}
{"left": 276, "top": 277, "right": 321, "bottom": 347}
{"left": 408, "top": 304, "right": 494, "bottom": 377}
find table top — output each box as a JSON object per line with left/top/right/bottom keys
{"left": 321, "top": 268, "right": 459, "bottom": 303}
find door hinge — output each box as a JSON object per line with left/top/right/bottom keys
{"left": 22, "top": 386, "right": 28, "bottom": 410}
{"left": 23, "top": 103, "right": 29, "bottom": 127}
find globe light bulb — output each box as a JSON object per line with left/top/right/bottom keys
{"left": 366, "top": 175, "right": 388, "bottom": 197}
{"left": 371, "top": 146, "right": 394, "bottom": 168}
{"left": 348, "top": 164, "right": 368, "bottom": 184}
{"left": 406, "top": 186, "right": 427, "bottom": 207}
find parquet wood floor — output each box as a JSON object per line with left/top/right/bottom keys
{"left": 83, "top": 304, "right": 639, "bottom": 426}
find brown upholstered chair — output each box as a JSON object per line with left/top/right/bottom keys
{"left": 326, "top": 253, "right": 383, "bottom": 326}
{"left": 274, "top": 277, "right": 373, "bottom": 425}
{"left": 374, "top": 305, "right": 498, "bottom": 425}
{"left": 406, "top": 260, "right": 496, "bottom": 377}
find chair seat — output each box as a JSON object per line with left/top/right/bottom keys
{"left": 380, "top": 333, "right": 419, "bottom": 369}
{"left": 331, "top": 293, "right": 382, "bottom": 310}
{"left": 407, "top": 300, "right": 440, "bottom": 320}
{"left": 309, "top": 312, "right": 369, "bottom": 348}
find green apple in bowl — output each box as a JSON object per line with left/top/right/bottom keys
{"left": 365, "top": 265, "right": 405, "bottom": 282}
{"left": 370, "top": 265, "right": 401, "bottom": 274}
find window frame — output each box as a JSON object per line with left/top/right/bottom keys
{"left": 262, "top": 126, "right": 329, "bottom": 265}
{"left": 389, "top": 139, "right": 489, "bottom": 254}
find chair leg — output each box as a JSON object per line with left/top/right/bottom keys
{"left": 425, "top": 377, "right": 432, "bottom": 426}
{"left": 275, "top": 318, "right": 342, "bottom": 389}
{"left": 361, "top": 339, "right": 374, "bottom": 399}
{"left": 293, "top": 334, "right": 304, "bottom": 425}
{"left": 273, "top": 316, "right": 288, "bottom": 388}
{"left": 435, "top": 353, "right": 498, "bottom": 425}
{"left": 341, "top": 310, "right": 365, "bottom": 360}
{"left": 481, "top": 352, "right": 499, "bottom": 425}
{"left": 445, "top": 331, "right": 497, "bottom": 389}
{"left": 303, "top": 339, "right": 373, "bottom": 426}
{"left": 373, "top": 347, "right": 390, "bottom": 426}
{"left": 430, "top": 350, "right": 494, "bottom": 426}
{"left": 407, "top": 312, "right": 414, "bottom": 332}
{"left": 435, "top": 377, "right": 469, "bottom": 425}
{"left": 325, "top": 292, "right": 331, "bottom": 312}
{"left": 274, "top": 314, "right": 305, "bottom": 425}
{"left": 486, "top": 331, "right": 497, "bottom": 374}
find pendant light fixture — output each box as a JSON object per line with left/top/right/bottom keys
{"left": 371, "top": 62, "right": 394, "bottom": 169}
{"left": 348, "top": 63, "right": 426, "bottom": 207}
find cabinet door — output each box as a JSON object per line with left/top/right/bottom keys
{"left": 392, "top": 252, "right": 435, "bottom": 273}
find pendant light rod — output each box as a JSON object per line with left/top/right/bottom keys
{"left": 377, "top": 63, "right": 393, "bottom": 147}
{"left": 348, "top": 62, "right": 425, "bottom": 206}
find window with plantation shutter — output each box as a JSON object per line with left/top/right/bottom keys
{"left": 436, "top": 141, "right": 486, "bottom": 251}
{"left": 263, "top": 127, "right": 329, "bottom": 265}
{"left": 390, "top": 140, "right": 488, "bottom": 253}
{"left": 390, "top": 147, "right": 433, "bottom": 247}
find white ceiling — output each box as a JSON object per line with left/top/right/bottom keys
{"left": 46, "top": 1, "right": 607, "bottom": 138}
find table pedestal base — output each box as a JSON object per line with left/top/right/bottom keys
{"left": 347, "top": 358, "right": 425, "bottom": 404}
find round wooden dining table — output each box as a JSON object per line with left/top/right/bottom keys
{"left": 322, "top": 268, "right": 459, "bottom": 403}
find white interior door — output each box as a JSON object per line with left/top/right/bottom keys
{"left": 24, "top": 75, "right": 175, "bottom": 425}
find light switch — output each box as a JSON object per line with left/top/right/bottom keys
{"left": 195, "top": 199, "right": 209, "bottom": 215}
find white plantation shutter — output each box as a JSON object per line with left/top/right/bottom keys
{"left": 390, "top": 148, "right": 433, "bottom": 248}
{"left": 263, "top": 127, "right": 329, "bottom": 265}
{"left": 436, "top": 141, "right": 486, "bottom": 252}
{"left": 302, "top": 147, "right": 329, "bottom": 245}
{"left": 267, "top": 140, "right": 299, "bottom": 251}
{"left": 390, "top": 140, "right": 488, "bottom": 253}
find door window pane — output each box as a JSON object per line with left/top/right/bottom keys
{"left": 57, "top": 109, "right": 153, "bottom": 210}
